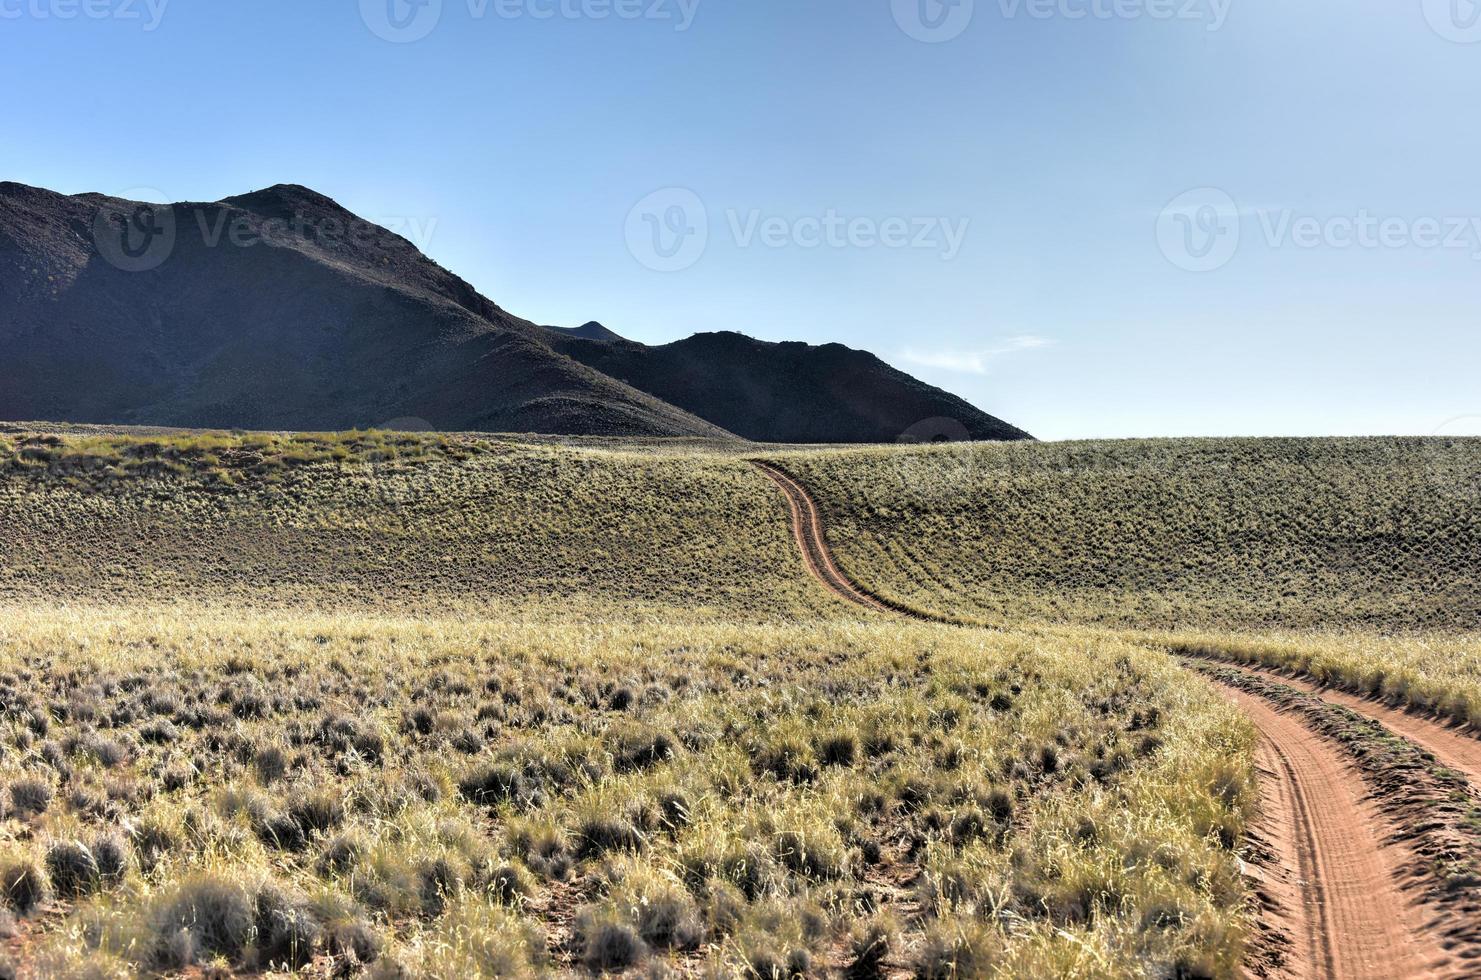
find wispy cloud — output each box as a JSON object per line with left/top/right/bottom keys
{"left": 901, "top": 336, "right": 1054, "bottom": 375}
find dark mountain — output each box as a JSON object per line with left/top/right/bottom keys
{"left": 543, "top": 320, "right": 626, "bottom": 342}
{"left": 540, "top": 329, "right": 1033, "bottom": 443}
{"left": 0, "top": 183, "right": 729, "bottom": 438}
{"left": 0, "top": 181, "right": 1029, "bottom": 443}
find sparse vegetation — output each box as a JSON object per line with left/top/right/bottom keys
{"left": 1161, "top": 628, "right": 1481, "bottom": 728}
{"left": 0, "top": 428, "right": 827, "bottom": 619}
{"left": 775, "top": 437, "right": 1481, "bottom": 630}
{"left": 9, "top": 426, "right": 1476, "bottom": 975}
{"left": 0, "top": 608, "right": 1254, "bottom": 977}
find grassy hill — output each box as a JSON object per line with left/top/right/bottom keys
{"left": 0, "top": 425, "right": 1266, "bottom": 976}
{"left": 0, "top": 428, "right": 825, "bottom": 620}
{"left": 775, "top": 437, "right": 1481, "bottom": 631}
{"left": 6, "top": 426, "right": 1480, "bottom": 976}
{"left": 13, "top": 430, "right": 1475, "bottom": 629}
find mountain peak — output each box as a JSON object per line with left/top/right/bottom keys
{"left": 220, "top": 184, "right": 353, "bottom": 220}
{"left": 543, "top": 327, "right": 1032, "bottom": 443}
{"left": 1, "top": 179, "right": 1029, "bottom": 444}
{"left": 0, "top": 181, "right": 66, "bottom": 205}
{"left": 0, "top": 181, "right": 730, "bottom": 440}
{"left": 542, "top": 321, "right": 627, "bottom": 343}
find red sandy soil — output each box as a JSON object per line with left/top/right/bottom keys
{"left": 1220, "top": 662, "right": 1481, "bottom": 785}
{"left": 1219, "top": 686, "right": 1457, "bottom": 979}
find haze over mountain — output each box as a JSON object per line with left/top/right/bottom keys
{"left": 0, "top": 182, "right": 1029, "bottom": 443}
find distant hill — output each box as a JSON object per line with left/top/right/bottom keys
{"left": 0, "top": 183, "right": 728, "bottom": 438}
{"left": 781, "top": 437, "right": 1481, "bottom": 630}
{"left": 0, "top": 181, "right": 1028, "bottom": 443}
{"left": 541, "top": 328, "right": 1032, "bottom": 443}
{"left": 543, "top": 320, "right": 627, "bottom": 342}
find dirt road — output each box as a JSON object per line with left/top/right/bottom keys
{"left": 751, "top": 460, "right": 1469, "bottom": 980}
{"left": 751, "top": 461, "right": 911, "bottom": 616}
{"left": 1221, "top": 686, "right": 1453, "bottom": 979}
{"left": 1218, "top": 661, "right": 1481, "bottom": 785}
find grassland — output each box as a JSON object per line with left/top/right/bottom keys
{"left": 1158, "top": 628, "right": 1481, "bottom": 728}
{"left": 0, "top": 429, "right": 826, "bottom": 620}
{"left": 0, "top": 608, "right": 1253, "bottom": 978}
{"left": 4, "top": 427, "right": 1479, "bottom": 977}
{"left": 776, "top": 437, "right": 1481, "bottom": 631}
{"left": 776, "top": 435, "right": 1481, "bottom": 727}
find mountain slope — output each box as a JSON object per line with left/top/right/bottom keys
{"left": 0, "top": 181, "right": 1030, "bottom": 443}
{"left": 0, "top": 182, "right": 732, "bottom": 438}
{"left": 541, "top": 328, "right": 1033, "bottom": 443}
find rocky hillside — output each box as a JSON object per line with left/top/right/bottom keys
{"left": 0, "top": 182, "right": 729, "bottom": 438}
{"left": 0, "top": 181, "right": 1029, "bottom": 443}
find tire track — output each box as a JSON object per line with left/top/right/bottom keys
{"left": 1215, "top": 660, "right": 1481, "bottom": 785}
{"left": 1219, "top": 685, "right": 1454, "bottom": 980}
{"left": 751, "top": 461, "right": 922, "bottom": 618}
{"left": 751, "top": 460, "right": 1470, "bottom": 980}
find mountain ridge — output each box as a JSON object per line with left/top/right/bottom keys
{"left": 0, "top": 182, "right": 733, "bottom": 439}
{"left": 0, "top": 181, "right": 1030, "bottom": 443}
{"left": 540, "top": 327, "right": 1033, "bottom": 443}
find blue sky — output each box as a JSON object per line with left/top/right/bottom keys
{"left": 3, "top": 0, "right": 1478, "bottom": 440}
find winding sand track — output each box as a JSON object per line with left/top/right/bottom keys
{"left": 1221, "top": 686, "right": 1452, "bottom": 979}
{"left": 751, "top": 461, "right": 912, "bottom": 617}
{"left": 1219, "top": 661, "right": 1481, "bottom": 785}
{"left": 751, "top": 460, "right": 1463, "bottom": 980}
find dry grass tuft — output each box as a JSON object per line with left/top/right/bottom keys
{"left": 0, "top": 609, "right": 1253, "bottom": 976}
